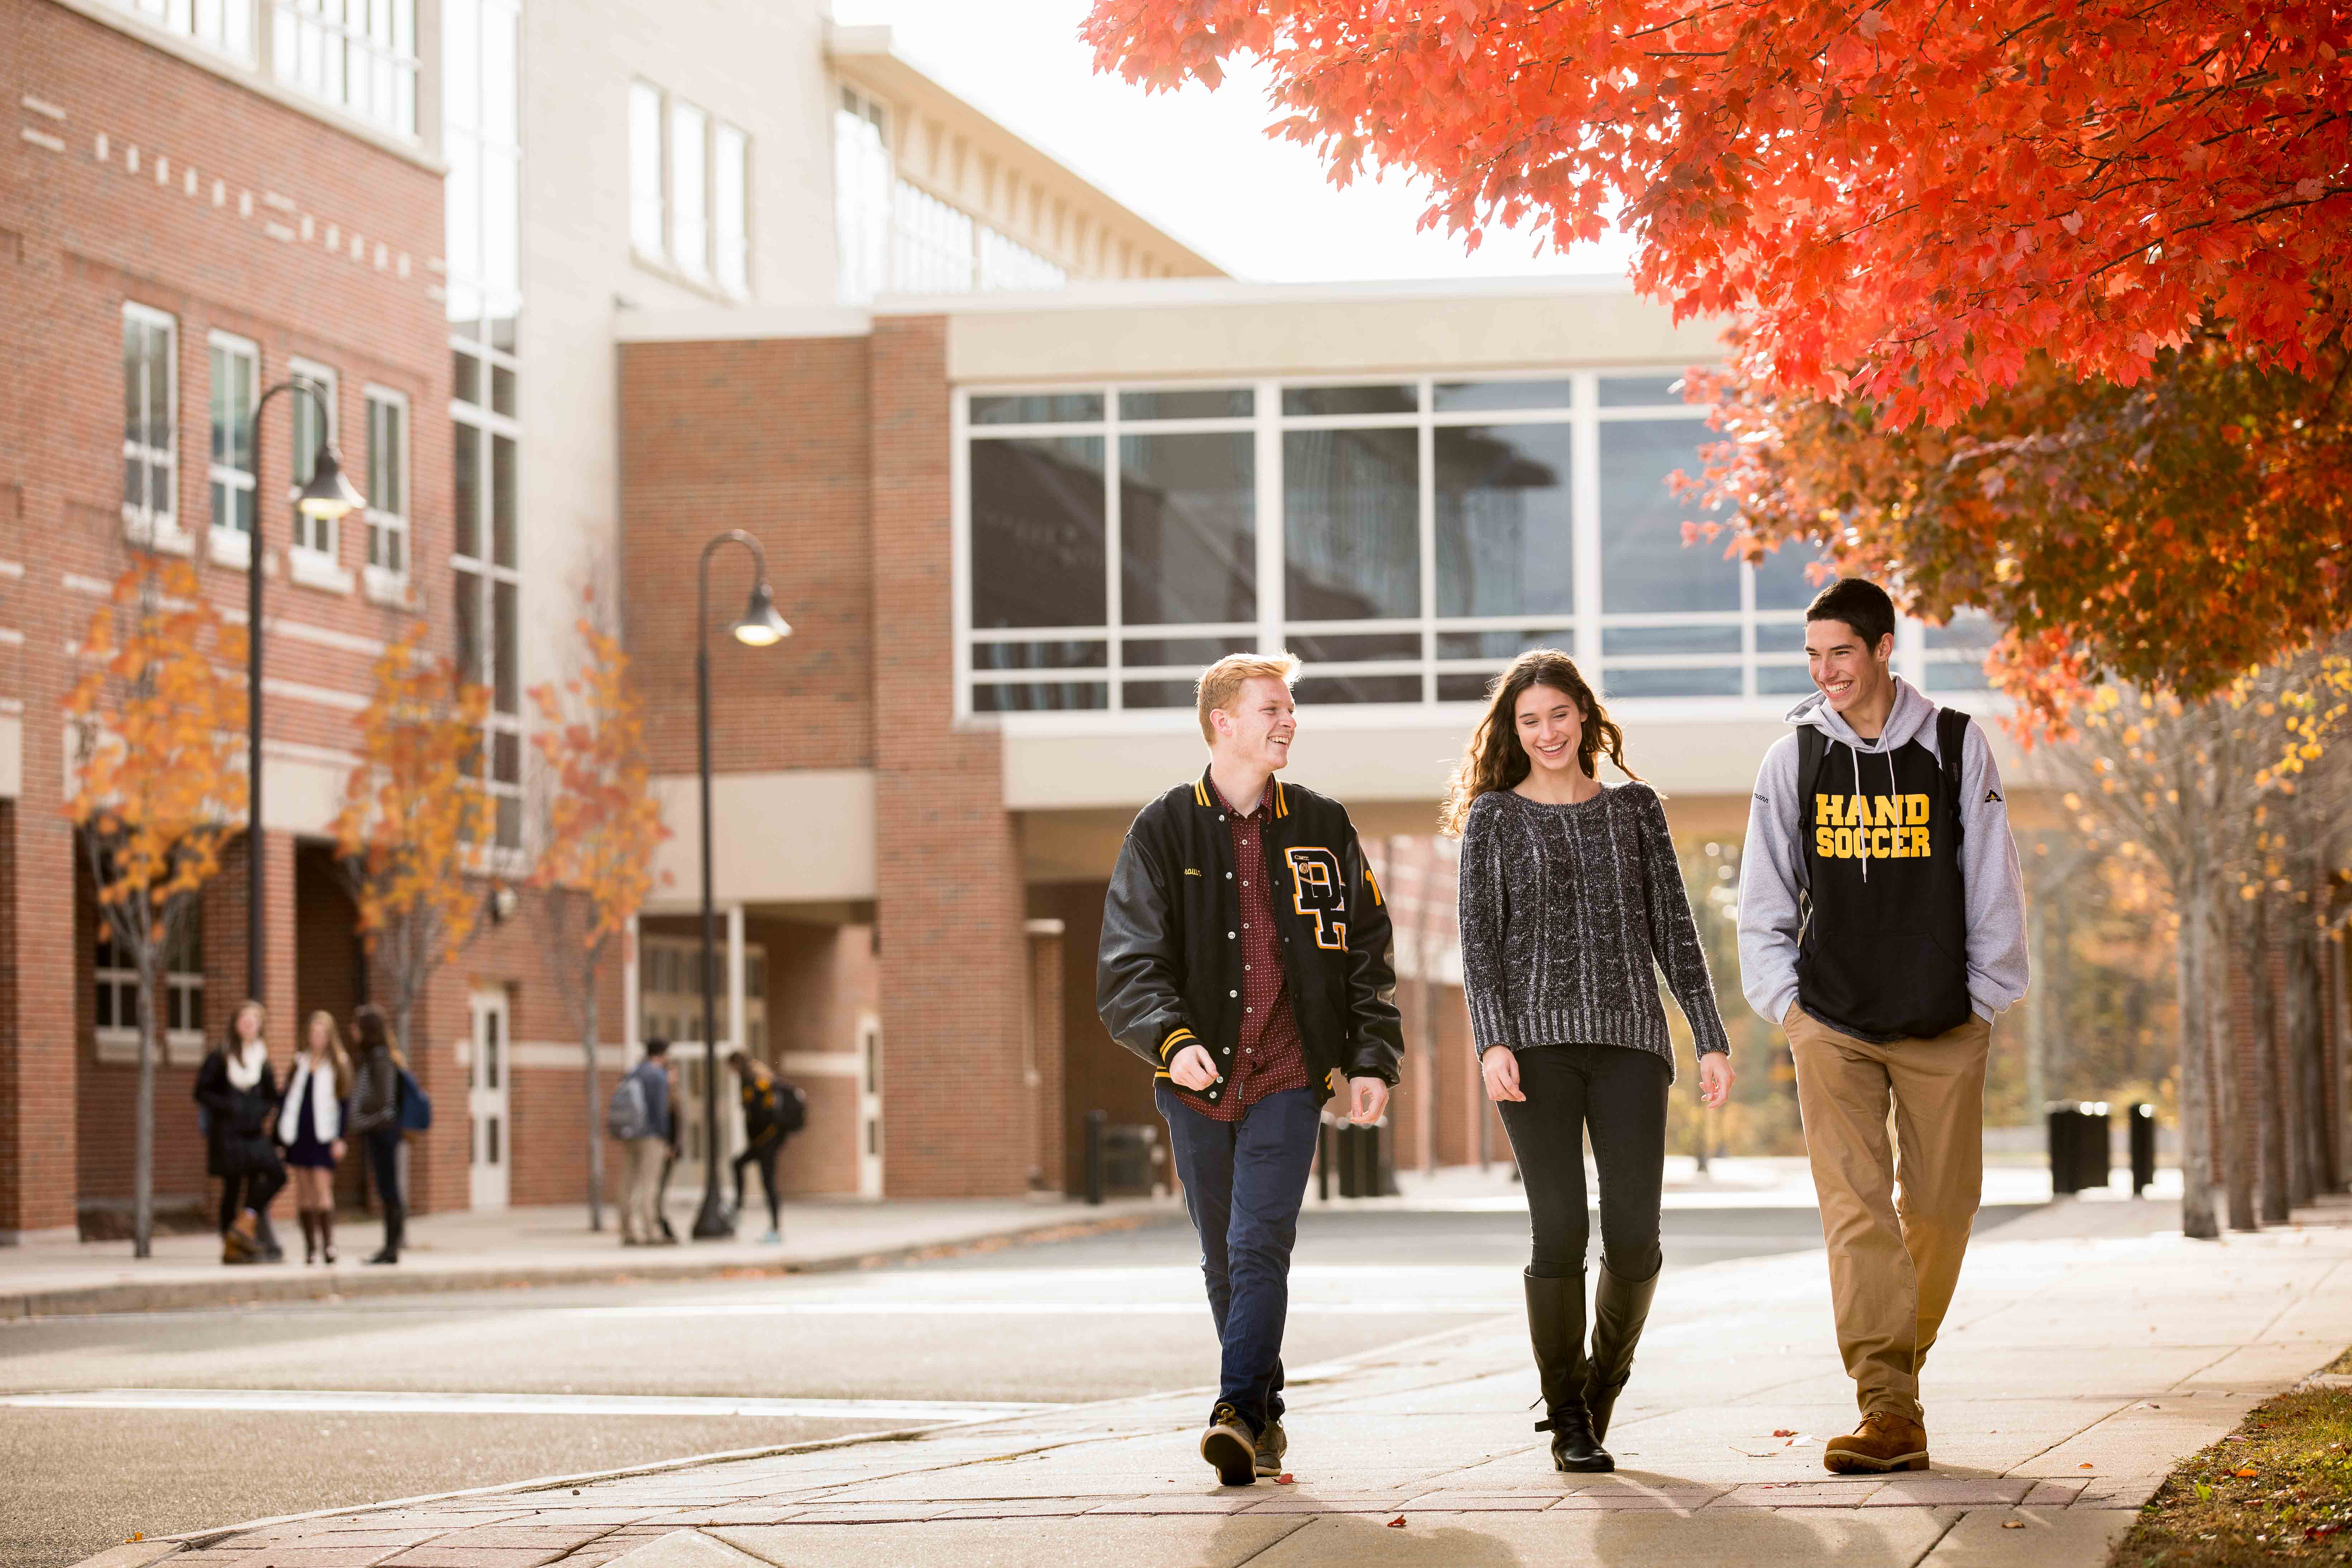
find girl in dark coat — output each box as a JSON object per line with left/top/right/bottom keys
{"left": 193, "top": 1000, "right": 286, "bottom": 1265}
{"left": 346, "top": 1005, "right": 406, "bottom": 1265}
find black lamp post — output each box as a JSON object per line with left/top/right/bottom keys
{"left": 246, "top": 379, "right": 366, "bottom": 1004}
{"left": 691, "top": 529, "right": 791, "bottom": 1239}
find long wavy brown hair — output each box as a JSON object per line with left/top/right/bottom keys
{"left": 1437, "top": 649, "right": 1640, "bottom": 835}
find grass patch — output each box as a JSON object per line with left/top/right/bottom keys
{"left": 2111, "top": 1384, "right": 2352, "bottom": 1565}
{"left": 2329, "top": 1349, "right": 2352, "bottom": 1376}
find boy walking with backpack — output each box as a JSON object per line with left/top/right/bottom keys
{"left": 610, "top": 1039, "right": 674, "bottom": 1246}
{"left": 1738, "top": 578, "right": 2028, "bottom": 1475}
{"left": 730, "top": 1054, "right": 803, "bottom": 1242}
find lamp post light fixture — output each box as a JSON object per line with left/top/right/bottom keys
{"left": 692, "top": 529, "right": 791, "bottom": 1239}
{"left": 246, "top": 378, "right": 365, "bottom": 1004}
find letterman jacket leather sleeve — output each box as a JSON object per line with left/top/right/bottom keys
{"left": 1338, "top": 825, "right": 1405, "bottom": 1084}
{"left": 1096, "top": 814, "right": 1199, "bottom": 1074}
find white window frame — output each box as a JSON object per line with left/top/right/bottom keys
{"left": 628, "top": 80, "right": 667, "bottom": 263}
{"left": 113, "top": 0, "right": 256, "bottom": 62}
{"left": 272, "top": 0, "right": 418, "bottom": 139}
{"left": 121, "top": 302, "right": 188, "bottom": 555}
{"left": 363, "top": 384, "right": 410, "bottom": 603}
{"left": 285, "top": 358, "right": 354, "bottom": 593}
{"left": 206, "top": 330, "right": 259, "bottom": 570}
{"left": 714, "top": 120, "right": 751, "bottom": 299}
{"left": 93, "top": 920, "right": 207, "bottom": 1068}
{"left": 630, "top": 81, "right": 750, "bottom": 298}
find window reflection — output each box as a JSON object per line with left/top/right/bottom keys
{"left": 1599, "top": 420, "right": 1736, "bottom": 614}
{"left": 1435, "top": 424, "right": 1574, "bottom": 619}
{"left": 970, "top": 437, "right": 1106, "bottom": 628}
{"left": 1284, "top": 428, "right": 1419, "bottom": 620}
{"left": 1119, "top": 432, "right": 1253, "bottom": 627}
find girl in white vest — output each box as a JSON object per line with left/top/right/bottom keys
{"left": 278, "top": 1011, "right": 351, "bottom": 1265}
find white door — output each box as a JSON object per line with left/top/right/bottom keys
{"left": 858, "top": 1015, "right": 883, "bottom": 1199}
{"left": 469, "top": 987, "right": 510, "bottom": 1210}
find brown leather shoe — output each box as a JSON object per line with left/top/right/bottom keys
{"left": 1824, "top": 1411, "right": 1929, "bottom": 1473}
{"left": 1200, "top": 1403, "right": 1257, "bottom": 1487}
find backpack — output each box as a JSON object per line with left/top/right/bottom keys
{"left": 397, "top": 1066, "right": 433, "bottom": 1133}
{"left": 774, "top": 1079, "right": 808, "bottom": 1135}
{"left": 607, "top": 1073, "right": 650, "bottom": 1141}
{"left": 1796, "top": 706, "right": 1971, "bottom": 852}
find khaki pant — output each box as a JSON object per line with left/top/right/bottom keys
{"left": 620, "top": 1137, "right": 668, "bottom": 1242}
{"left": 1787, "top": 1003, "right": 1991, "bottom": 1421}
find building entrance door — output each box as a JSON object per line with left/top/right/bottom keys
{"left": 858, "top": 1015, "right": 883, "bottom": 1198}
{"left": 469, "top": 987, "right": 510, "bottom": 1210}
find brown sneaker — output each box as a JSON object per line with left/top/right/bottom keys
{"left": 1199, "top": 1403, "right": 1257, "bottom": 1487}
{"left": 1824, "top": 1411, "right": 1929, "bottom": 1473}
{"left": 1254, "top": 1416, "right": 1288, "bottom": 1478}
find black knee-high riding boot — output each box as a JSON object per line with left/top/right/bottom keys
{"left": 1585, "top": 1257, "right": 1660, "bottom": 1444}
{"left": 1524, "top": 1270, "right": 1612, "bottom": 1473}
{"left": 298, "top": 1209, "right": 319, "bottom": 1264}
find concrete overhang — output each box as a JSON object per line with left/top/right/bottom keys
{"left": 646, "top": 769, "right": 877, "bottom": 910}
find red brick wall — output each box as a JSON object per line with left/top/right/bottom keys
{"left": 870, "top": 316, "right": 1032, "bottom": 1198}
{"left": 617, "top": 336, "right": 875, "bottom": 777}
{"left": 4, "top": 3, "right": 448, "bottom": 1229}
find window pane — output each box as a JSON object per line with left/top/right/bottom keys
{"left": 1296, "top": 674, "right": 1420, "bottom": 704}
{"left": 1597, "top": 374, "right": 1688, "bottom": 407}
{"left": 1122, "top": 679, "right": 1199, "bottom": 708}
{"left": 1758, "top": 664, "right": 1819, "bottom": 696}
{"left": 1283, "top": 428, "right": 1419, "bottom": 620}
{"left": 445, "top": 133, "right": 481, "bottom": 280}
{"left": 629, "top": 82, "right": 664, "bottom": 257}
{"left": 970, "top": 393, "right": 1101, "bottom": 426}
{"left": 1925, "top": 610, "right": 1998, "bottom": 651}
{"left": 1119, "top": 388, "right": 1251, "bottom": 421}
{"left": 491, "top": 363, "right": 515, "bottom": 417}
{"left": 671, "top": 101, "right": 708, "bottom": 278}
{"left": 453, "top": 421, "right": 480, "bottom": 557}
{"left": 145, "top": 324, "right": 172, "bottom": 455}
{"left": 1291, "top": 631, "right": 1417, "bottom": 662}
{"left": 1283, "top": 384, "right": 1415, "bottom": 417}
{"left": 1436, "top": 628, "right": 1569, "bottom": 660}
{"left": 452, "top": 349, "right": 479, "bottom": 406}
{"left": 715, "top": 122, "right": 748, "bottom": 297}
{"left": 1433, "top": 379, "right": 1576, "bottom": 412}
{"left": 479, "top": 0, "right": 515, "bottom": 144}
{"left": 1602, "top": 625, "right": 1740, "bottom": 655}
{"left": 381, "top": 399, "right": 404, "bottom": 515}
{"left": 1925, "top": 659, "right": 1994, "bottom": 692}
{"left": 453, "top": 567, "right": 481, "bottom": 681}
{"left": 443, "top": 0, "right": 478, "bottom": 127}
{"left": 493, "top": 727, "right": 521, "bottom": 784}
{"left": 1599, "top": 420, "right": 1737, "bottom": 614}
{"left": 1123, "top": 635, "right": 1254, "bottom": 666}
{"left": 123, "top": 316, "right": 143, "bottom": 449}
{"left": 971, "top": 639, "right": 1105, "bottom": 670}
{"left": 492, "top": 580, "right": 518, "bottom": 713}
{"left": 209, "top": 347, "right": 230, "bottom": 466}
{"left": 490, "top": 432, "right": 517, "bottom": 566}
{"left": 969, "top": 436, "right": 1106, "bottom": 628}
{"left": 971, "top": 681, "right": 1107, "bottom": 712}
{"left": 1119, "top": 431, "right": 1253, "bottom": 627}
{"left": 1435, "top": 423, "right": 1573, "bottom": 619}
{"left": 1603, "top": 666, "right": 1743, "bottom": 697}
{"left": 1754, "top": 539, "right": 1833, "bottom": 610}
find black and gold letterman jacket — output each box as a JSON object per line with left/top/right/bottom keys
{"left": 1096, "top": 768, "right": 1403, "bottom": 1111}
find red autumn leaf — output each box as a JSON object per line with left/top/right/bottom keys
{"left": 1773, "top": 1429, "right": 1799, "bottom": 1437}
{"left": 1386, "top": 1517, "right": 1407, "bottom": 1528}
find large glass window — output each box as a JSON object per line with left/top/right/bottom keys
{"left": 273, "top": 0, "right": 417, "bottom": 138}
{"left": 834, "top": 85, "right": 892, "bottom": 304}
{"left": 630, "top": 82, "right": 665, "bottom": 261}
{"left": 956, "top": 373, "right": 1965, "bottom": 716}
{"left": 207, "top": 332, "right": 257, "bottom": 550}
{"left": 121, "top": 304, "right": 177, "bottom": 545}
{"left": 287, "top": 360, "right": 340, "bottom": 573}
{"left": 94, "top": 908, "right": 204, "bottom": 1066}
{"left": 365, "top": 388, "right": 408, "bottom": 586}
{"left": 114, "top": 0, "right": 253, "bottom": 60}
{"left": 670, "top": 101, "right": 709, "bottom": 282}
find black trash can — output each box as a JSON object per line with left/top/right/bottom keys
{"left": 1330, "top": 1119, "right": 1396, "bottom": 1199}
{"left": 2127, "top": 1102, "right": 2157, "bottom": 1197}
{"left": 2046, "top": 1101, "right": 2113, "bottom": 1195}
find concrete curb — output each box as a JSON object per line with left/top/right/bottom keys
{"left": 1, "top": 1210, "right": 1169, "bottom": 1319}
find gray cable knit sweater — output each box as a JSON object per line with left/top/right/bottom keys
{"left": 1456, "top": 782, "right": 1731, "bottom": 1079}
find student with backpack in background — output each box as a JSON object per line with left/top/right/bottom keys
{"left": 611, "top": 1039, "right": 674, "bottom": 1245}
{"left": 346, "top": 1005, "right": 407, "bottom": 1266}
{"left": 1738, "top": 577, "right": 2028, "bottom": 1476}
{"left": 729, "top": 1054, "right": 804, "bottom": 1242}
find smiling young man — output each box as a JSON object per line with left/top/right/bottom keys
{"left": 1738, "top": 577, "right": 2028, "bottom": 1475}
{"left": 1098, "top": 652, "right": 1403, "bottom": 1487}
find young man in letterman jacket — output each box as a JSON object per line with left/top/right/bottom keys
{"left": 1099, "top": 652, "right": 1403, "bottom": 1487}
{"left": 1738, "top": 578, "right": 2029, "bottom": 1476}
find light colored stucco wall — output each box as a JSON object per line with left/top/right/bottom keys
{"left": 519, "top": 0, "right": 838, "bottom": 727}
{"left": 645, "top": 768, "right": 877, "bottom": 909}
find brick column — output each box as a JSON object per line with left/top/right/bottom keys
{"left": 869, "top": 316, "right": 1031, "bottom": 1198}
{"left": 4, "top": 734, "right": 81, "bottom": 1240}
{"left": 1028, "top": 922, "right": 1065, "bottom": 1191}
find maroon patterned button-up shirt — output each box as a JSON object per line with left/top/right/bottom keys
{"left": 1196, "top": 775, "right": 1310, "bottom": 1122}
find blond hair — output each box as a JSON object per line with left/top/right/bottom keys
{"left": 302, "top": 1010, "right": 353, "bottom": 1083}
{"left": 1195, "top": 652, "right": 1302, "bottom": 745}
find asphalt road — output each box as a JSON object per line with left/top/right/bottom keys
{"left": 0, "top": 1203, "right": 2030, "bottom": 1567}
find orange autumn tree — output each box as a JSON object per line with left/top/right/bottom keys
{"left": 330, "top": 622, "right": 493, "bottom": 1062}
{"left": 63, "top": 556, "right": 248, "bottom": 1257}
{"left": 1085, "top": 0, "right": 2352, "bottom": 702}
{"left": 528, "top": 603, "right": 669, "bottom": 1232}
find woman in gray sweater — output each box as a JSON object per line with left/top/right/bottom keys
{"left": 1441, "top": 648, "right": 1733, "bottom": 1473}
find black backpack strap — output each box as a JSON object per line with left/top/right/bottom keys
{"left": 1935, "top": 707, "right": 1971, "bottom": 848}
{"left": 1796, "top": 723, "right": 1827, "bottom": 830}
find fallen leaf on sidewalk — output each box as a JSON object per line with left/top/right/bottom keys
{"left": 2234, "top": 1467, "right": 2259, "bottom": 1478}
{"left": 2002, "top": 1520, "right": 2025, "bottom": 1530}
{"left": 1277, "top": 1473, "right": 1295, "bottom": 1485}
{"left": 1772, "top": 1429, "right": 1799, "bottom": 1437}
{"left": 1387, "top": 1516, "right": 1407, "bottom": 1528}
{"left": 2080, "top": 1463, "right": 2096, "bottom": 1469}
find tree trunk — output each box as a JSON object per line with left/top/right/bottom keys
{"left": 2177, "top": 865, "right": 2219, "bottom": 1239}
{"left": 134, "top": 948, "right": 160, "bottom": 1260}
{"left": 2285, "top": 900, "right": 2319, "bottom": 1209}
{"left": 2215, "top": 895, "right": 2258, "bottom": 1231}
{"left": 2255, "top": 893, "right": 2291, "bottom": 1224}
{"left": 584, "top": 960, "right": 605, "bottom": 1231}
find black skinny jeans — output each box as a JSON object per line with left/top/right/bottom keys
{"left": 1494, "top": 1042, "right": 1668, "bottom": 1281}
{"left": 732, "top": 1135, "right": 781, "bottom": 1227}
{"left": 217, "top": 1166, "right": 286, "bottom": 1235}
{"left": 365, "top": 1130, "right": 405, "bottom": 1252}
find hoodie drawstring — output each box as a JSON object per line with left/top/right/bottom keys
{"left": 1849, "top": 745, "right": 1899, "bottom": 884}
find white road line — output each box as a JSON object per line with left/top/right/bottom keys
{"left": 557, "top": 1299, "right": 1516, "bottom": 1319}
{"left": 0, "top": 1389, "right": 1064, "bottom": 1420}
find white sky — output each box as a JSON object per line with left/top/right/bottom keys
{"left": 828, "top": 0, "right": 1638, "bottom": 284}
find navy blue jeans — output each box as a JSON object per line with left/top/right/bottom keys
{"left": 1155, "top": 1083, "right": 1320, "bottom": 1434}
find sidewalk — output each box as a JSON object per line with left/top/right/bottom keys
{"left": 84, "top": 1195, "right": 2352, "bottom": 1568}
{"left": 0, "top": 1193, "right": 1175, "bottom": 1319}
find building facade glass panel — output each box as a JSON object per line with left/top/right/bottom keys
{"left": 1118, "top": 432, "right": 1253, "bottom": 629}
{"left": 969, "top": 437, "right": 1106, "bottom": 629}
{"left": 1282, "top": 427, "right": 1419, "bottom": 621}
{"left": 208, "top": 334, "right": 257, "bottom": 544}
{"left": 1435, "top": 423, "right": 1574, "bottom": 619}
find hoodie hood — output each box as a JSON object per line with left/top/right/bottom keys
{"left": 1782, "top": 675, "right": 1938, "bottom": 756}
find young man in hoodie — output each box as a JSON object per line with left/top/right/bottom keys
{"left": 1737, "top": 578, "right": 2028, "bottom": 1475}
{"left": 1098, "top": 652, "right": 1403, "bottom": 1487}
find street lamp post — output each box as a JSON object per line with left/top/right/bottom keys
{"left": 246, "top": 379, "right": 366, "bottom": 1004}
{"left": 691, "top": 530, "right": 791, "bottom": 1240}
